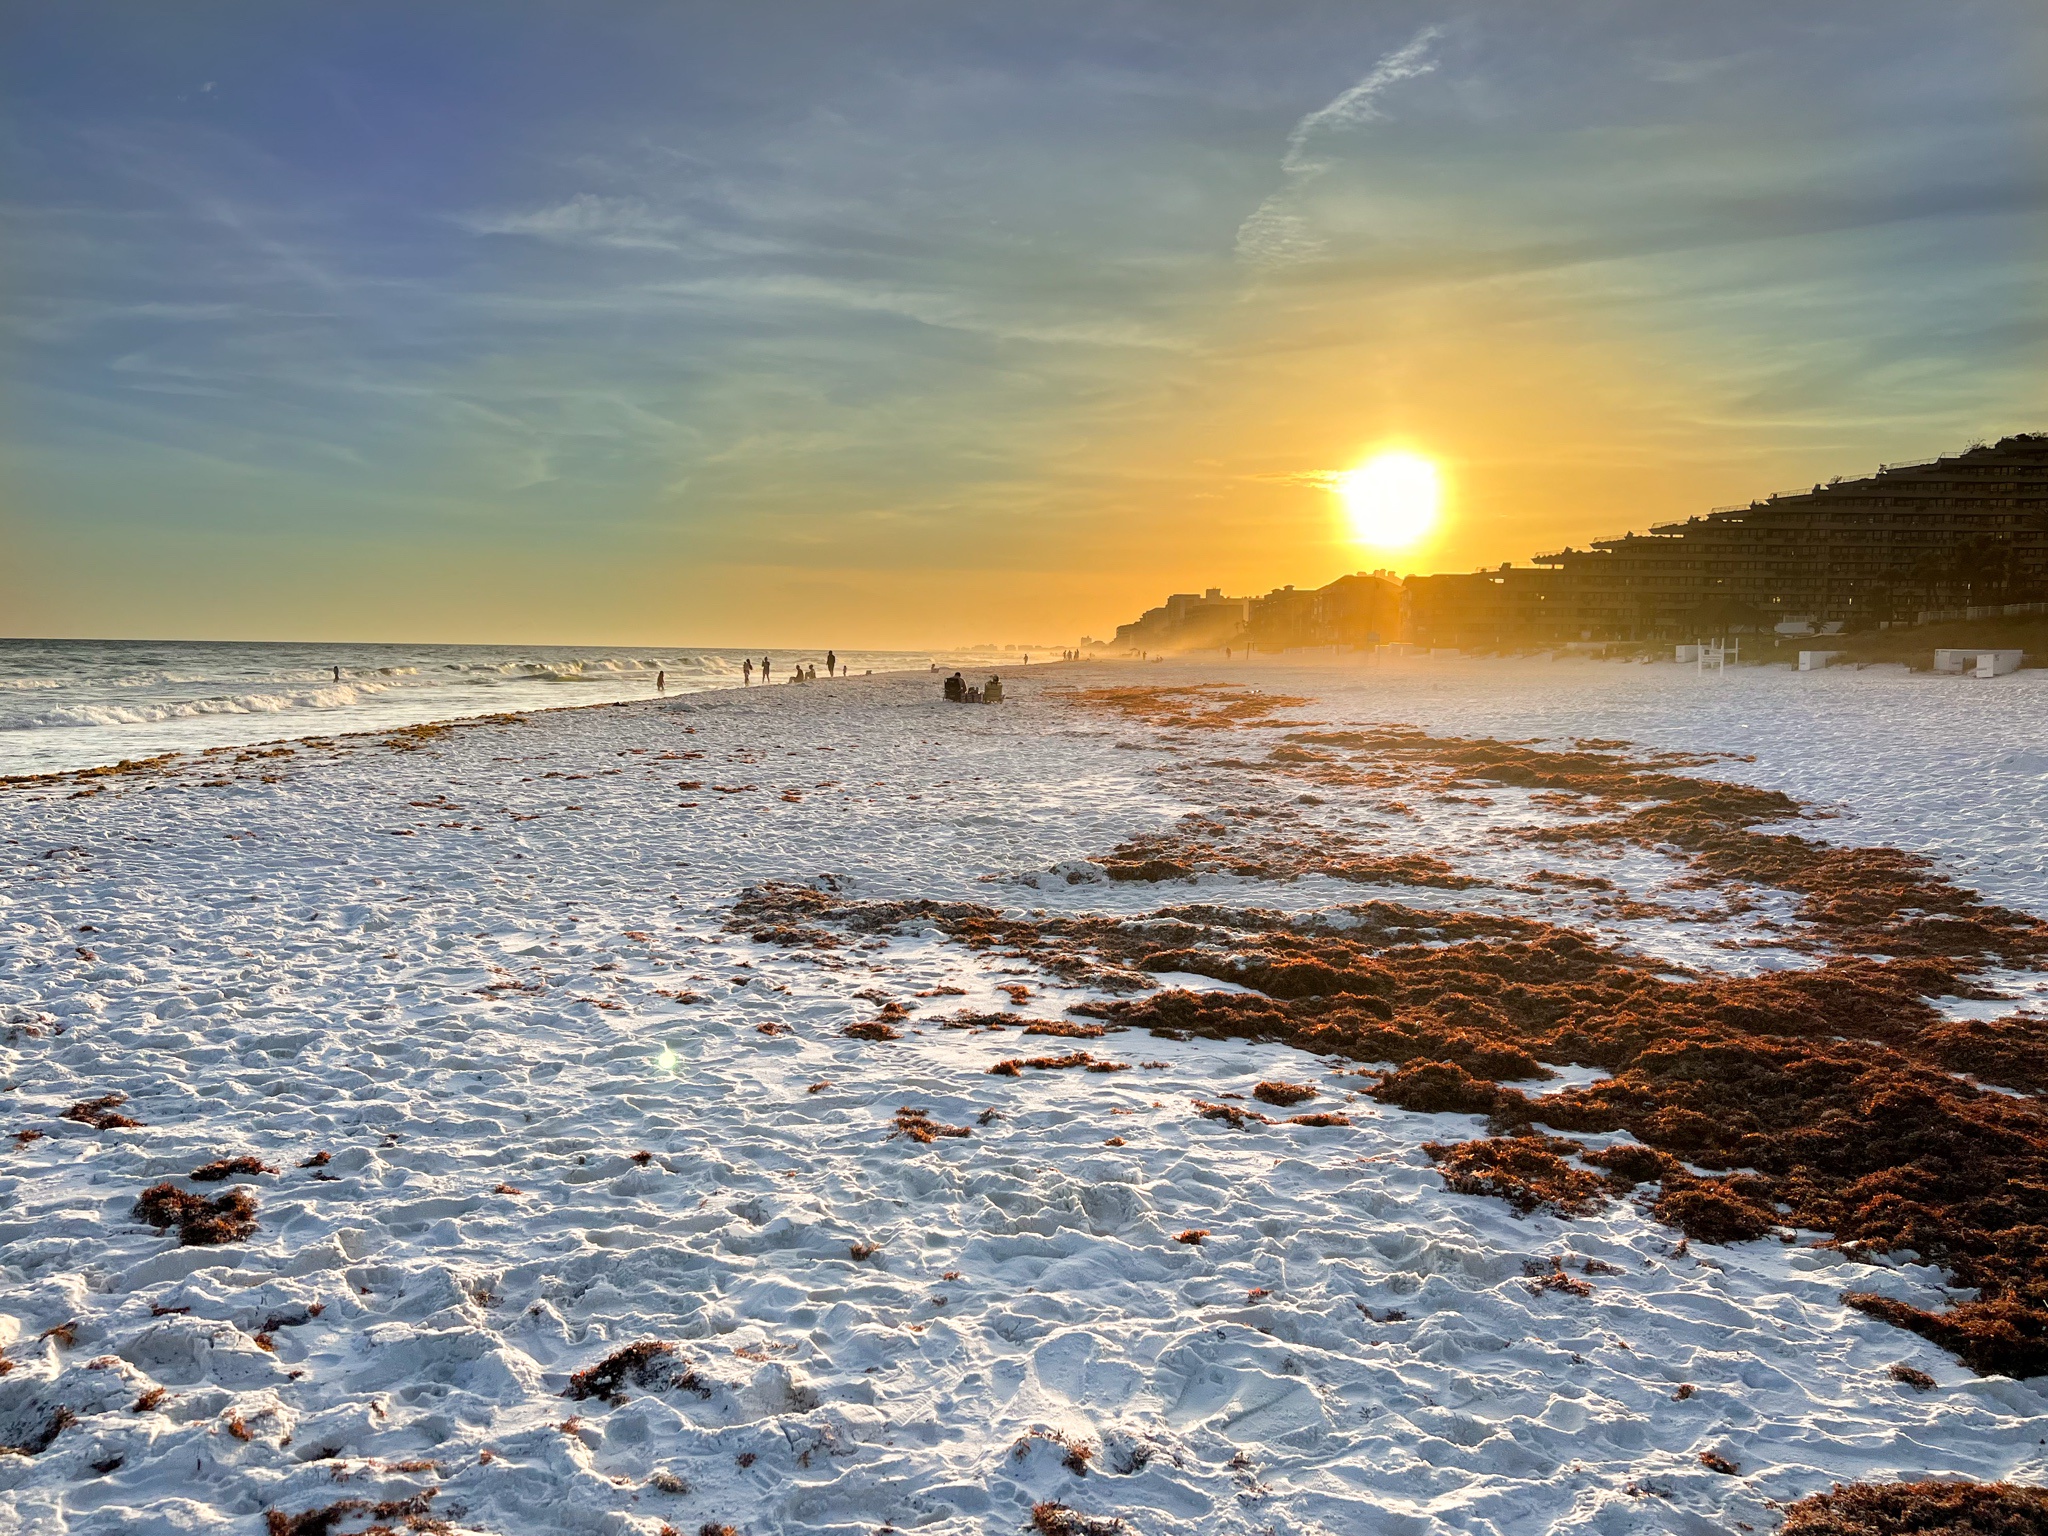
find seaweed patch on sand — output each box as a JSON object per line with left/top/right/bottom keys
{"left": 1777, "top": 1479, "right": 2048, "bottom": 1533}
{"left": 734, "top": 706, "right": 2048, "bottom": 1378}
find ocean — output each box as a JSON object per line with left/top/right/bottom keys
{"left": 0, "top": 637, "right": 995, "bottom": 777}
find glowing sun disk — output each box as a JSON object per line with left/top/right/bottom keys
{"left": 1336, "top": 451, "right": 1440, "bottom": 549}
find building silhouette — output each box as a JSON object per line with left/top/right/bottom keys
{"left": 1411, "top": 433, "right": 2048, "bottom": 647}
{"left": 1104, "top": 434, "right": 2048, "bottom": 655}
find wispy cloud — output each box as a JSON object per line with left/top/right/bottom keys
{"left": 458, "top": 193, "right": 688, "bottom": 249}
{"left": 1236, "top": 28, "right": 1441, "bottom": 267}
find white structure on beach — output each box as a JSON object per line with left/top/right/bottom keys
{"left": 1935, "top": 647, "right": 2026, "bottom": 677}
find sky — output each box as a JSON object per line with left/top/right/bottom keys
{"left": 3, "top": 1, "right": 2043, "bottom": 647}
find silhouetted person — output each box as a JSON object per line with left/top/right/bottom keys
{"left": 944, "top": 671, "right": 965, "bottom": 702}
{"left": 656, "top": 669, "right": 666, "bottom": 694}
{"left": 762, "top": 657, "right": 772, "bottom": 683}
{"left": 984, "top": 675, "right": 1003, "bottom": 704}
{"left": 826, "top": 650, "right": 837, "bottom": 676}
{"left": 744, "top": 658, "right": 753, "bottom": 686}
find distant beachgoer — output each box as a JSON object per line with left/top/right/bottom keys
{"left": 744, "top": 658, "right": 753, "bottom": 686}
{"left": 827, "top": 649, "right": 837, "bottom": 676}
{"left": 763, "top": 657, "right": 772, "bottom": 683}
{"left": 332, "top": 665, "right": 340, "bottom": 682}
{"left": 984, "top": 675, "right": 1003, "bottom": 704}
{"left": 656, "top": 669, "right": 666, "bottom": 694}
{"left": 944, "top": 671, "right": 964, "bottom": 702}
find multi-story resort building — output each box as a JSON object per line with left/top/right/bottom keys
{"left": 1409, "top": 433, "right": 2048, "bottom": 647}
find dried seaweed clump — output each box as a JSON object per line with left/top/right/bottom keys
{"left": 1523, "top": 1258, "right": 1593, "bottom": 1297}
{"left": 63, "top": 1093, "right": 141, "bottom": 1130}
{"left": 1650, "top": 1179, "right": 1776, "bottom": 1245}
{"left": 1839, "top": 1294, "right": 2048, "bottom": 1382}
{"left": 1777, "top": 1480, "right": 2048, "bottom": 1534}
{"left": 891, "top": 1107, "right": 971, "bottom": 1144}
{"left": 189, "top": 1155, "right": 275, "bottom": 1182}
{"left": 1095, "top": 829, "right": 1480, "bottom": 890}
{"left": 987, "top": 1051, "right": 1128, "bottom": 1076}
{"left": 1031, "top": 1502, "right": 1124, "bottom": 1536}
{"left": 1374, "top": 1061, "right": 1509, "bottom": 1117}
{"left": 264, "top": 1492, "right": 439, "bottom": 1536}
{"left": 1192, "top": 1100, "right": 1269, "bottom": 1129}
{"left": 843, "top": 1020, "right": 902, "bottom": 1041}
{"left": 1424, "top": 1137, "right": 1607, "bottom": 1218}
{"left": 564, "top": 1341, "right": 709, "bottom": 1404}
{"left": 133, "top": 1183, "right": 258, "bottom": 1246}
{"left": 1012, "top": 1426, "right": 1095, "bottom": 1474}
{"left": 1251, "top": 1080, "right": 1315, "bottom": 1107}
{"left": 1916, "top": 1014, "right": 2048, "bottom": 1097}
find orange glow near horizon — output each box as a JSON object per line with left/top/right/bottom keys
{"left": 1336, "top": 450, "right": 1441, "bottom": 552}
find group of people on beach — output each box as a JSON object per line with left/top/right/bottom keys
{"left": 738, "top": 650, "right": 843, "bottom": 687}
{"left": 942, "top": 672, "right": 1003, "bottom": 704}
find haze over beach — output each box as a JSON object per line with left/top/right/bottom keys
{"left": 4, "top": 7, "right": 2048, "bottom": 1536}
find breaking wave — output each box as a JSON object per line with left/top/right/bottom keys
{"left": 0, "top": 639, "right": 940, "bottom": 775}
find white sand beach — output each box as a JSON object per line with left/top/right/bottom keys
{"left": 4, "top": 658, "right": 2046, "bottom": 1535}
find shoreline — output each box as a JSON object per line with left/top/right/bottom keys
{"left": 0, "top": 659, "right": 989, "bottom": 787}
{"left": 0, "top": 639, "right": 1061, "bottom": 782}
{"left": 9, "top": 642, "right": 2044, "bottom": 788}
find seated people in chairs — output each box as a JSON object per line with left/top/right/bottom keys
{"left": 943, "top": 671, "right": 965, "bottom": 702}
{"left": 983, "top": 676, "right": 1003, "bottom": 704}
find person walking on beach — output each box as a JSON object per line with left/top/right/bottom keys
{"left": 762, "top": 657, "right": 772, "bottom": 683}
{"left": 656, "top": 669, "right": 666, "bottom": 694}
{"left": 743, "top": 658, "right": 753, "bottom": 687}
{"left": 827, "top": 649, "right": 837, "bottom": 677}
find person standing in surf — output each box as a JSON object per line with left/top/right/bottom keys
{"left": 827, "top": 649, "right": 837, "bottom": 677}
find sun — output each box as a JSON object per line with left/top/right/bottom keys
{"left": 1334, "top": 450, "right": 1441, "bottom": 549}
